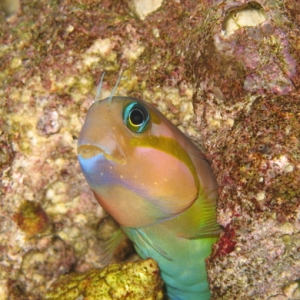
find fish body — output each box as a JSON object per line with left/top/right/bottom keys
{"left": 78, "top": 94, "right": 220, "bottom": 300}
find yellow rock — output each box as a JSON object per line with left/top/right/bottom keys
{"left": 46, "top": 259, "right": 164, "bottom": 300}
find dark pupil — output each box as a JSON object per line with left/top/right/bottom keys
{"left": 129, "top": 109, "right": 144, "bottom": 125}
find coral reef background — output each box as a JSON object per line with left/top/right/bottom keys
{"left": 0, "top": 0, "right": 299, "bottom": 299}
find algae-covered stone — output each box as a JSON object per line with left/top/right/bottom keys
{"left": 12, "top": 200, "right": 49, "bottom": 238}
{"left": 46, "top": 258, "right": 164, "bottom": 300}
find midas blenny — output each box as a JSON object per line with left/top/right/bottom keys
{"left": 77, "top": 75, "right": 220, "bottom": 300}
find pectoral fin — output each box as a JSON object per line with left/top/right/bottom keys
{"left": 97, "top": 228, "right": 126, "bottom": 266}
{"left": 122, "top": 227, "right": 172, "bottom": 261}
{"left": 182, "top": 222, "right": 221, "bottom": 239}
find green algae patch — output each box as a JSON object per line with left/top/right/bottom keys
{"left": 46, "top": 258, "right": 164, "bottom": 300}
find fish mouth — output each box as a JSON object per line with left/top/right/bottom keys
{"left": 78, "top": 144, "right": 103, "bottom": 158}
{"left": 77, "top": 144, "right": 126, "bottom": 164}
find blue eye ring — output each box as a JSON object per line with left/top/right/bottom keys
{"left": 123, "top": 102, "right": 150, "bottom": 133}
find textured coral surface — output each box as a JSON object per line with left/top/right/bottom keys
{"left": 0, "top": 0, "right": 299, "bottom": 299}
{"left": 46, "top": 258, "right": 164, "bottom": 300}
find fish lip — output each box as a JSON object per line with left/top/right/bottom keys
{"left": 77, "top": 144, "right": 104, "bottom": 159}
{"left": 77, "top": 144, "right": 126, "bottom": 164}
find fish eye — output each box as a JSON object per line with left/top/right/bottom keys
{"left": 123, "top": 102, "right": 150, "bottom": 133}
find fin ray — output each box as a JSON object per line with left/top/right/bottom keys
{"left": 97, "top": 229, "right": 126, "bottom": 266}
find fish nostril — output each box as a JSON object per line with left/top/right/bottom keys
{"left": 77, "top": 145, "right": 103, "bottom": 159}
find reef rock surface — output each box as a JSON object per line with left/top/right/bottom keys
{"left": 0, "top": 0, "right": 299, "bottom": 299}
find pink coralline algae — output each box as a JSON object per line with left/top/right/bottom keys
{"left": 206, "top": 95, "right": 300, "bottom": 299}
{"left": 215, "top": 4, "right": 297, "bottom": 95}
{"left": 213, "top": 224, "right": 237, "bottom": 257}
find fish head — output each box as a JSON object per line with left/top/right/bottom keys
{"left": 78, "top": 96, "right": 200, "bottom": 227}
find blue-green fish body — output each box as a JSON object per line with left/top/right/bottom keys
{"left": 123, "top": 202, "right": 218, "bottom": 299}
{"left": 78, "top": 87, "right": 220, "bottom": 299}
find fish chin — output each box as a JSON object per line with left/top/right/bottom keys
{"left": 78, "top": 153, "right": 116, "bottom": 189}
